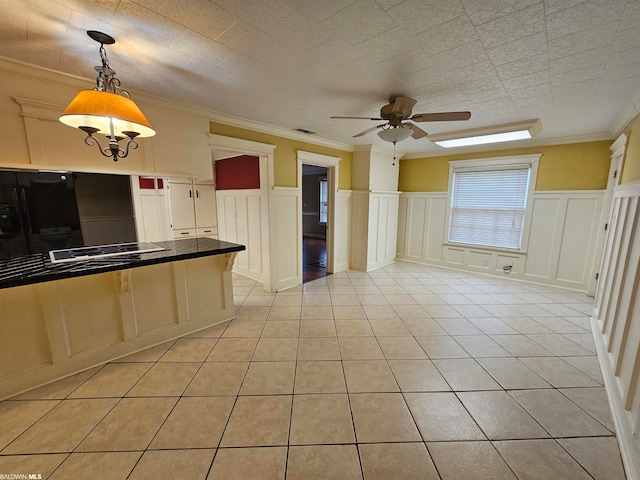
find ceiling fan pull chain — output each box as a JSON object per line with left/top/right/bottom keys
{"left": 392, "top": 140, "right": 397, "bottom": 166}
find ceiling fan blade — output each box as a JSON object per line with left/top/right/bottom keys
{"left": 411, "top": 111, "right": 472, "bottom": 122}
{"left": 353, "top": 123, "right": 386, "bottom": 137}
{"left": 331, "top": 115, "right": 384, "bottom": 120}
{"left": 409, "top": 123, "right": 428, "bottom": 139}
{"left": 391, "top": 96, "right": 417, "bottom": 117}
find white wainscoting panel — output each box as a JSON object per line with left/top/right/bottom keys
{"left": 397, "top": 193, "right": 447, "bottom": 263}
{"left": 371, "top": 191, "right": 399, "bottom": 270}
{"left": 592, "top": 180, "right": 640, "bottom": 480}
{"left": 350, "top": 191, "right": 369, "bottom": 271}
{"left": 270, "top": 188, "right": 300, "bottom": 291}
{"left": 351, "top": 191, "right": 399, "bottom": 271}
{"left": 334, "top": 190, "right": 352, "bottom": 272}
{"left": 524, "top": 196, "right": 559, "bottom": 279}
{"left": 397, "top": 190, "right": 604, "bottom": 291}
{"left": 555, "top": 197, "right": 602, "bottom": 284}
{"left": 524, "top": 192, "right": 603, "bottom": 289}
{"left": 216, "top": 189, "right": 263, "bottom": 282}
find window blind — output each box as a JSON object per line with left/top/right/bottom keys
{"left": 319, "top": 178, "right": 328, "bottom": 223}
{"left": 449, "top": 167, "right": 530, "bottom": 249}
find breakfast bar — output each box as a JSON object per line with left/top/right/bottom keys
{"left": 0, "top": 238, "right": 245, "bottom": 399}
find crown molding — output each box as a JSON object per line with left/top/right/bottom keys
{"left": 611, "top": 86, "right": 640, "bottom": 137}
{"left": 0, "top": 56, "right": 217, "bottom": 120}
{"left": 400, "top": 132, "right": 613, "bottom": 160}
{"left": 1, "top": 56, "right": 354, "bottom": 153}
{"left": 1, "top": 56, "right": 627, "bottom": 159}
{"left": 210, "top": 111, "right": 354, "bottom": 153}
{"left": 0, "top": 56, "right": 91, "bottom": 90}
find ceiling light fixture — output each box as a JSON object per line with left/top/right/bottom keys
{"left": 429, "top": 119, "right": 541, "bottom": 148}
{"left": 377, "top": 125, "right": 412, "bottom": 166}
{"left": 59, "top": 31, "right": 155, "bottom": 162}
{"left": 377, "top": 125, "right": 413, "bottom": 143}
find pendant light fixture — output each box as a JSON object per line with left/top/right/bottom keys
{"left": 59, "top": 31, "right": 155, "bottom": 162}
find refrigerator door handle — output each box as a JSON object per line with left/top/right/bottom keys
{"left": 17, "top": 187, "right": 35, "bottom": 252}
{"left": 10, "top": 187, "right": 24, "bottom": 231}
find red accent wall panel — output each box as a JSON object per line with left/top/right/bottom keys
{"left": 215, "top": 156, "right": 260, "bottom": 190}
{"left": 138, "top": 177, "right": 155, "bottom": 189}
{"left": 138, "top": 177, "right": 164, "bottom": 189}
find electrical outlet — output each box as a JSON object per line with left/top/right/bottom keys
{"left": 483, "top": 259, "right": 488, "bottom": 266}
{"left": 508, "top": 261, "right": 513, "bottom": 267}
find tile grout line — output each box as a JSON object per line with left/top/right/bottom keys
{"left": 0, "top": 266, "right": 617, "bottom": 479}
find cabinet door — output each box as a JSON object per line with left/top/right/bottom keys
{"left": 169, "top": 182, "right": 196, "bottom": 230}
{"left": 194, "top": 183, "right": 217, "bottom": 228}
{"left": 130, "top": 176, "right": 172, "bottom": 242}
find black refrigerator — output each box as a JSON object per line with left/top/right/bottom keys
{"left": 0, "top": 171, "right": 84, "bottom": 260}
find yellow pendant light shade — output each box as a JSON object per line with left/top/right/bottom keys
{"left": 60, "top": 90, "right": 155, "bottom": 138}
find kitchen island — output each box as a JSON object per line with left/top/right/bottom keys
{"left": 0, "top": 238, "right": 245, "bottom": 399}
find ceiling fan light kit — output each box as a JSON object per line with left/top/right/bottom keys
{"left": 429, "top": 119, "right": 542, "bottom": 148}
{"left": 377, "top": 125, "right": 413, "bottom": 143}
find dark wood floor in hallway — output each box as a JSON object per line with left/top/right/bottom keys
{"left": 303, "top": 236, "right": 328, "bottom": 283}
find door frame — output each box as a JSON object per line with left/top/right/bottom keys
{"left": 209, "top": 134, "right": 275, "bottom": 291}
{"left": 297, "top": 151, "right": 340, "bottom": 276}
{"left": 592, "top": 133, "right": 627, "bottom": 301}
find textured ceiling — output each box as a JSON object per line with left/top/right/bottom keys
{"left": 1, "top": 0, "right": 640, "bottom": 155}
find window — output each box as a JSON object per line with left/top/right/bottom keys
{"left": 319, "top": 177, "right": 328, "bottom": 223}
{"left": 447, "top": 155, "right": 539, "bottom": 250}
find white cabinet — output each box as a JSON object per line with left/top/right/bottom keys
{"left": 172, "top": 228, "right": 197, "bottom": 239}
{"left": 168, "top": 182, "right": 196, "bottom": 230}
{"left": 194, "top": 184, "right": 217, "bottom": 228}
{"left": 130, "top": 177, "right": 172, "bottom": 242}
{"left": 168, "top": 179, "right": 217, "bottom": 239}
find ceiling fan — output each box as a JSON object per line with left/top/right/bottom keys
{"left": 330, "top": 96, "right": 471, "bottom": 143}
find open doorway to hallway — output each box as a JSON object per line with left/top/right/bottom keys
{"left": 302, "top": 164, "right": 328, "bottom": 283}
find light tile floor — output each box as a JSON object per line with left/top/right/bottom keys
{"left": 0, "top": 262, "right": 628, "bottom": 479}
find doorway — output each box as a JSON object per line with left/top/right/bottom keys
{"left": 302, "top": 164, "right": 328, "bottom": 282}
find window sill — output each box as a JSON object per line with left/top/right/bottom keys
{"left": 443, "top": 242, "right": 528, "bottom": 256}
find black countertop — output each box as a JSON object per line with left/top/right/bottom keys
{"left": 0, "top": 238, "right": 245, "bottom": 289}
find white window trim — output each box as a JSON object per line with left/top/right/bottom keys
{"left": 444, "top": 154, "right": 540, "bottom": 253}
{"left": 319, "top": 176, "right": 328, "bottom": 224}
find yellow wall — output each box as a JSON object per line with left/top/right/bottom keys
{"left": 399, "top": 141, "right": 612, "bottom": 192}
{"left": 622, "top": 113, "right": 640, "bottom": 184}
{"left": 210, "top": 122, "right": 352, "bottom": 190}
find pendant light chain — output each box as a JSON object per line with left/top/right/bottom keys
{"left": 95, "top": 43, "right": 128, "bottom": 97}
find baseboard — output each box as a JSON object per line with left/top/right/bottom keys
{"left": 272, "top": 275, "right": 301, "bottom": 292}
{"left": 591, "top": 316, "right": 639, "bottom": 480}
{"left": 395, "top": 256, "right": 590, "bottom": 294}
{"left": 366, "top": 258, "right": 395, "bottom": 272}
{"left": 333, "top": 261, "right": 349, "bottom": 274}
{"left": 232, "top": 266, "right": 263, "bottom": 284}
